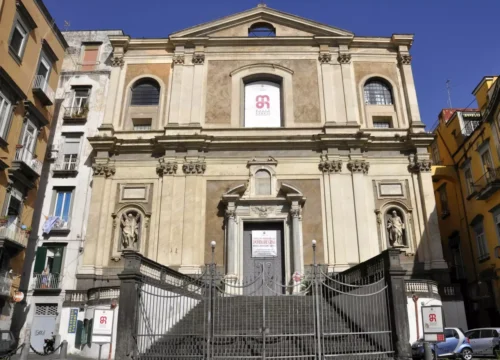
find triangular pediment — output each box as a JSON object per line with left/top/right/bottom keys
{"left": 170, "top": 6, "right": 353, "bottom": 38}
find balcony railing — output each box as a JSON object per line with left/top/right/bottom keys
{"left": 14, "top": 147, "right": 42, "bottom": 176}
{"left": 0, "top": 272, "right": 13, "bottom": 297}
{"left": 33, "top": 273, "right": 61, "bottom": 290}
{"left": 32, "top": 75, "right": 54, "bottom": 106}
{"left": 63, "top": 106, "right": 89, "bottom": 122}
{"left": 462, "top": 120, "right": 481, "bottom": 137}
{"left": 474, "top": 167, "right": 500, "bottom": 200}
{"left": 53, "top": 156, "right": 79, "bottom": 175}
{"left": 0, "top": 224, "right": 29, "bottom": 248}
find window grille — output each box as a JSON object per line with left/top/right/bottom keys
{"left": 364, "top": 80, "right": 393, "bottom": 105}
{"left": 35, "top": 304, "right": 58, "bottom": 316}
{"left": 131, "top": 80, "right": 160, "bottom": 106}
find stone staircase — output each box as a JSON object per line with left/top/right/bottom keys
{"left": 140, "top": 295, "right": 393, "bottom": 359}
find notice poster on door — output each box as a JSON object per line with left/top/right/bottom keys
{"left": 251, "top": 230, "right": 277, "bottom": 258}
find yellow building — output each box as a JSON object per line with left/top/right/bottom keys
{"left": 432, "top": 76, "right": 500, "bottom": 328}
{"left": 0, "top": 0, "right": 67, "bottom": 328}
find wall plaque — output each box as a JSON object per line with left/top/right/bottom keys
{"left": 122, "top": 187, "right": 146, "bottom": 200}
{"left": 379, "top": 183, "right": 403, "bottom": 196}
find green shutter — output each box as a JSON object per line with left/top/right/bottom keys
{"left": 33, "top": 247, "right": 47, "bottom": 274}
{"left": 87, "top": 318, "right": 93, "bottom": 345}
{"left": 51, "top": 247, "right": 64, "bottom": 275}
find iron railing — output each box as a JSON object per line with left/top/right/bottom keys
{"left": 33, "top": 273, "right": 61, "bottom": 290}
{"left": 54, "top": 155, "right": 79, "bottom": 172}
{"left": 0, "top": 272, "right": 13, "bottom": 297}
{"left": 63, "top": 106, "right": 89, "bottom": 120}
{"left": 117, "top": 247, "right": 409, "bottom": 359}
{"left": 462, "top": 120, "right": 481, "bottom": 137}
{"left": 474, "top": 167, "right": 500, "bottom": 191}
{"left": 14, "top": 147, "right": 42, "bottom": 176}
{"left": 0, "top": 224, "right": 29, "bottom": 247}
{"left": 32, "top": 75, "right": 54, "bottom": 104}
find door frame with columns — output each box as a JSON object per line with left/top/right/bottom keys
{"left": 222, "top": 182, "right": 306, "bottom": 284}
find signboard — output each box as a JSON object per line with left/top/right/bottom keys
{"left": 244, "top": 81, "right": 281, "bottom": 128}
{"left": 421, "top": 305, "right": 444, "bottom": 342}
{"left": 251, "top": 230, "right": 277, "bottom": 258}
{"left": 92, "top": 309, "right": 114, "bottom": 344}
{"left": 67, "top": 308, "right": 78, "bottom": 334}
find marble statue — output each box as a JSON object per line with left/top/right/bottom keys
{"left": 121, "top": 212, "right": 140, "bottom": 250}
{"left": 387, "top": 210, "right": 405, "bottom": 247}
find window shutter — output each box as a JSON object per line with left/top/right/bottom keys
{"left": 51, "top": 247, "right": 64, "bottom": 274}
{"left": 33, "top": 247, "right": 47, "bottom": 274}
{"left": 87, "top": 318, "right": 93, "bottom": 345}
{"left": 63, "top": 138, "right": 80, "bottom": 155}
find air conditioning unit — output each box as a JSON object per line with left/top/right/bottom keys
{"left": 46, "top": 144, "right": 59, "bottom": 160}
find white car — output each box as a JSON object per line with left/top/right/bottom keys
{"left": 464, "top": 328, "right": 500, "bottom": 357}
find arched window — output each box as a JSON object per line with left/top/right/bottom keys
{"left": 244, "top": 80, "right": 281, "bottom": 127}
{"left": 248, "top": 22, "right": 276, "bottom": 37}
{"left": 130, "top": 78, "right": 160, "bottom": 106}
{"left": 255, "top": 170, "right": 271, "bottom": 195}
{"left": 364, "top": 79, "right": 393, "bottom": 105}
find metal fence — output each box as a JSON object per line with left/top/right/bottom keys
{"left": 118, "top": 247, "right": 404, "bottom": 360}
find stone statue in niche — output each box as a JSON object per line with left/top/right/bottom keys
{"left": 386, "top": 209, "right": 405, "bottom": 247}
{"left": 121, "top": 211, "right": 141, "bottom": 250}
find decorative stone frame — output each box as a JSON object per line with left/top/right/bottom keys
{"left": 376, "top": 201, "right": 415, "bottom": 253}
{"left": 222, "top": 182, "right": 306, "bottom": 287}
{"left": 230, "top": 63, "right": 294, "bottom": 128}
{"left": 246, "top": 157, "right": 279, "bottom": 198}
{"left": 110, "top": 204, "right": 151, "bottom": 261}
{"left": 120, "top": 74, "right": 167, "bottom": 131}
{"left": 358, "top": 74, "right": 404, "bottom": 129}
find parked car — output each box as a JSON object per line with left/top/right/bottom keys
{"left": 464, "top": 328, "right": 500, "bottom": 357}
{"left": 0, "top": 330, "right": 16, "bottom": 356}
{"left": 411, "top": 327, "right": 473, "bottom": 360}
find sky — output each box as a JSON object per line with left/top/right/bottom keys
{"left": 44, "top": 0, "right": 500, "bottom": 129}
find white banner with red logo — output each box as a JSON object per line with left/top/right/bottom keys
{"left": 244, "top": 81, "right": 281, "bottom": 127}
{"left": 92, "top": 309, "right": 114, "bottom": 336}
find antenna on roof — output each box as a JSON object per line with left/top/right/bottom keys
{"left": 446, "top": 79, "right": 453, "bottom": 108}
{"left": 63, "top": 20, "right": 70, "bottom": 31}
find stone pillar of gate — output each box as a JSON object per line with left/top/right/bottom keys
{"left": 116, "top": 251, "right": 142, "bottom": 359}
{"left": 288, "top": 198, "right": 304, "bottom": 287}
{"left": 225, "top": 202, "right": 237, "bottom": 277}
{"left": 384, "top": 249, "right": 412, "bottom": 360}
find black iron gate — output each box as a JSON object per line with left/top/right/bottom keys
{"left": 131, "top": 249, "right": 394, "bottom": 359}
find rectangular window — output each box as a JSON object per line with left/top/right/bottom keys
{"left": 493, "top": 211, "right": 500, "bottom": 245}
{"left": 431, "top": 141, "right": 441, "bottom": 165}
{"left": 473, "top": 222, "right": 489, "bottom": 260}
{"left": 72, "top": 88, "right": 90, "bottom": 109}
{"left": 33, "top": 246, "right": 64, "bottom": 289}
{"left": 9, "top": 19, "right": 28, "bottom": 58}
{"left": 481, "top": 148, "right": 494, "bottom": 174}
{"left": 54, "top": 190, "right": 72, "bottom": 223}
{"left": 80, "top": 44, "right": 100, "bottom": 71}
{"left": 0, "top": 91, "right": 13, "bottom": 139}
{"left": 438, "top": 185, "right": 449, "bottom": 216}
{"left": 132, "top": 118, "right": 152, "bottom": 131}
{"left": 61, "top": 136, "right": 81, "bottom": 170}
{"left": 464, "top": 166, "right": 474, "bottom": 196}
{"left": 372, "top": 116, "right": 392, "bottom": 129}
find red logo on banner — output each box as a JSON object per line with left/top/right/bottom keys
{"left": 100, "top": 316, "right": 107, "bottom": 325}
{"left": 256, "top": 95, "right": 270, "bottom": 109}
{"left": 429, "top": 314, "right": 437, "bottom": 322}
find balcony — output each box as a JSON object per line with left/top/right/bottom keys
{"left": 0, "top": 272, "right": 13, "bottom": 297}
{"left": 33, "top": 273, "right": 61, "bottom": 290}
{"left": 462, "top": 119, "right": 481, "bottom": 137}
{"left": 32, "top": 75, "right": 54, "bottom": 106}
{"left": 474, "top": 167, "right": 500, "bottom": 200}
{"left": 0, "top": 223, "right": 29, "bottom": 249}
{"left": 53, "top": 156, "right": 79, "bottom": 177}
{"left": 13, "top": 147, "right": 42, "bottom": 178}
{"left": 63, "top": 106, "right": 88, "bottom": 123}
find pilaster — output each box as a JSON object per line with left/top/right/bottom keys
{"left": 397, "top": 48, "right": 425, "bottom": 131}
{"left": 156, "top": 158, "right": 177, "bottom": 265}
{"left": 168, "top": 49, "right": 185, "bottom": 125}
{"left": 103, "top": 59, "right": 123, "bottom": 127}
{"left": 348, "top": 157, "right": 371, "bottom": 262}
{"left": 338, "top": 46, "right": 359, "bottom": 125}
{"left": 409, "top": 154, "right": 447, "bottom": 270}
{"left": 191, "top": 48, "right": 205, "bottom": 125}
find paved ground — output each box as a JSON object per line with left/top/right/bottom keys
{"left": 9, "top": 354, "right": 94, "bottom": 360}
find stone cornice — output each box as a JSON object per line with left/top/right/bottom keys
{"left": 318, "top": 158, "right": 342, "bottom": 173}
{"left": 156, "top": 160, "right": 177, "bottom": 176}
{"left": 92, "top": 164, "right": 116, "bottom": 177}
{"left": 183, "top": 160, "right": 206, "bottom": 175}
{"left": 408, "top": 155, "right": 432, "bottom": 173}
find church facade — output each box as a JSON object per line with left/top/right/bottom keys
{"left": 80, "top": 5, "right": 447, "bottom": 293}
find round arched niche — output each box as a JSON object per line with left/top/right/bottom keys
{"left": 111, "top": 204, "right": 150, "bottom": 261}
{"left": 384, "top": 207, "right": 407, "bottom": 248}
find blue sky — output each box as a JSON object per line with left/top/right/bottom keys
{"left": 44, "top": 0, "right": 500, "bottom": 129}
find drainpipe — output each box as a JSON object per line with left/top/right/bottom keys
{"left": 413, "top": 294, "right": 420, "bottom": 339}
